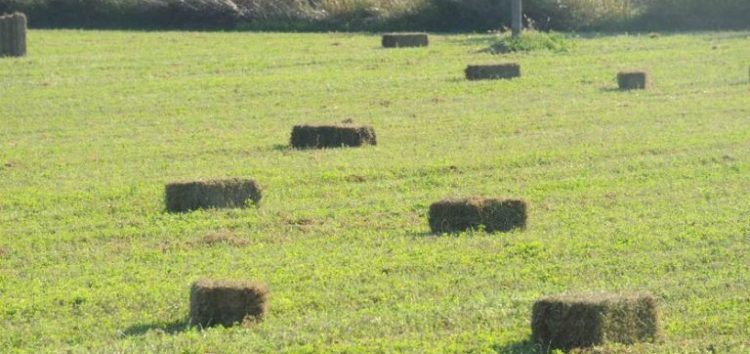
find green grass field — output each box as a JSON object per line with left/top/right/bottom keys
{"left": 1, "top": 30, "right": 749, "bottom": 353}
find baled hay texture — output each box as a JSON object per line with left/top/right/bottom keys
{"left": 0, "top": 12, "right": 26, "bottom": 57}
{"left": 165, "top": 178, "right": 261, "bottom": 212}
{"left": 465, "top": 64, "right": 521, "bottom": 80}
{"left": 428, "top": 197, "right": 527, "bottom": 234}
{"left": 290, "top": 124, "right": 377, "bottom": 149}
{"left": 617, "top": 71, "right": 650, "bottom": 90}
{"left": 190, "top": 279, "right": 269, "bottom": 328}
{"left": 531, "top": 292, "right": 659, "bottom": 351}
{"left": 382, "top": 33, "right": 429, "bottom": 48}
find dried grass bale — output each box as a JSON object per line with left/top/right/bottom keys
{"left": 531, "top": 292, "right": 659, "bottom": 351}
{"left": 190, "top": 279, "right": 269, "bottom": 327}
{"left": 165, "top": 178, "right": 261, "bottom": 212}
{"left": 382, "top": 33, "right": 429, "bottom": 48}
{"left": 465, "top": 64, "right": 521, "bottom": 80}
{"left": 428, "top": 197, "right": 527, "bottom": 233}
{"left": 0, "top": 13, "right": 26, "bottom": 58}
{"left": 290, "top": 124, "right": 376, "bottom": 149}
{"left": 617, "top": 71, "right": 650, "bottom": 90}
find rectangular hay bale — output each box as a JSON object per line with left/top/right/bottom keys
{"left": 428, "top": 197, "right": 527, "bottom": 233}
{"left": 531, "top": 292, "right": 659, "bottom": 350}
{"left": 0, "top": 12, "right": 26, "bottom": 58}
{"left": 190, "top": 279, "right": 269, "bottom": 327}
{"left": 165, "top": 178, "right": 262, "bottom": 212}
{"left": 465, "top": 64, "right": 521, "bottom": 80}
{"left": 617, "top": 71, "right": 650, "bottom": 90}
{"left": 382, "top": 33, "right": 429, "bottom": 48}
{"left": 290, "top": 124, "right": 376, "bottom": 149}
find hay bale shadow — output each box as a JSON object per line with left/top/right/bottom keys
{"left": 428, "top": 197, "right": 527, "bottom": 234}
{"left": 122, "top": 319, "right": 190, "bottom": 337}
{"left": 491, "top": 339, "right": 547, "bottom": 354}
{"left": 290, "top": 124, "right": 377, "bottom": 149}
{"left": 531, "top": 292, "right": 660, "bottom": 351}
{"left": 465, "top": 64, "right": 521, "bottom": 81}
{"left": 407, "top": 230, "right": 440, "bottom": 238}
{"left": 271, "top": 144, "right": 290, "bottom": 151}
{"left": 164, "top": 178, "right": 262, "bottom": 213}
{"left": 382, "top": 33, "right": 429, "bottom": 48}
{"left": 599, "top": 87, "right": 624, "bottom": 93}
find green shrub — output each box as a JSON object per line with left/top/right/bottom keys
{"left": 539, "top": 0, "right": 636, "bottom": 30}
{"left": 490, "top": 31, "right": 574, "bottom": 54}
{"left": 416, "top": 0, "right": 507, "bottom": 31}
{"left": 0, "top": 0, "right": 748, "bottom": 30}
{"left": 633, "top": 0, "right": 750, "bottom": 30}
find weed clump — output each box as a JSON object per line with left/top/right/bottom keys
{"left": 165, "top": 178, "right": 261, "bottom": 212}
{"left": 531, "top": 292, "right": 659, "bottom": 351}
{"left": 290, "top": 124, "right": 376, "bottom": 149}
{"left": 190, "top": 279, "right": 268, "bottom": 328}
{"left": 465, "top": 63, "right": 521, "bottom": 80}
{"left": 617, "top": 70, "right": 650, "bottom": 90}
{"left": 428, "top": 197, "right": 527, "bottom": 233}
{"left": 0, "top": 12, "right": 26, "bottom": 57}
{"left": 382, "top": 32, "right": 428, "bottom": 48}
{"left": 489, "top": 31, "right": 572, "bottom": 54}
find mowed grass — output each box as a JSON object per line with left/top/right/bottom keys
{"left": 1, "top": 30, "right": 749, "bottom": 353}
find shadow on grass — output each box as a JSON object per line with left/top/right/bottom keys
{"left": 447, "top": 77, "right": 469, "bottom": 83}
{"left": 408, "top": 230, "right": 436, "bottom": 238}
{"left": 122, "top": 319, "right": 191, "bottom": 337}
{"left": 447, "top": 35, "right": 500, "bottom": 48}
{"left": 492, "top": 339, "right": 547, "bottom": 354}
{"left": 448, "top": 31, "right": 700, "bottom": 51}
{"left": 411, "top": 229, "right": 510, "bottom": 238}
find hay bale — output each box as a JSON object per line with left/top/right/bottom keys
{"left": 428, "top": 197, "right": 527, "bottom": 234}
{"left": 617, "top": 71, "right": 650, "bottom": 90}
{"left": 465, "top": 64, "right": 521, "bottom": 80}
{"left": 165, "top": 178, "right": 261, "bottom": 212}
{"left": 190, "top": 279, "right": 269, "bottom": 328}
{"left": 382, "top": 33, "right": 429, "bottom": 48}
{"left": 531, "top": 292, "right": 659, "bottom": 351}
{"left": 0, "top": 12, "right": 27, "bottom": 58}
{"left": 290, "top": 124, "right": 377, "bottom": 149}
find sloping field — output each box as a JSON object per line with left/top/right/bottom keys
{"left": 1, "top": 30, "right": 749, "bottom": 353}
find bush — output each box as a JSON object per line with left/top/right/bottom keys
{"left": 633, "top": 0, "right": 750, "bottom": 30}
{"left": 0, "top": 0, "right": 748, "bottom": 31}
{"left": 0, "top": 0, "right": 252, "bottom": 28}
{"left": 416, "top": 0, "right": 507, "bottom": 31}
{"left": 490, "top": 31, "right": 573, "bottom": 53}
{"left": 537, "top": 0, "right": 636, "bottom": 30}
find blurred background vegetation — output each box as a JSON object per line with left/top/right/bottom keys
{"left": 0, "top": 0, "right": 748, "bottom": 32}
